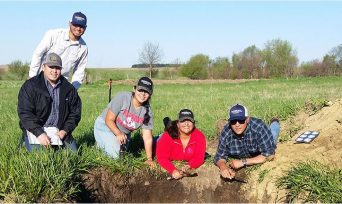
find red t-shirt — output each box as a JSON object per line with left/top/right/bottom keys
{"left": 156, "top": 128, "right": 207, "bottom": 174}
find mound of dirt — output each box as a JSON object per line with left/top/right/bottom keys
{"left": 243, "top": 99, "right": 342, "bottom": 202}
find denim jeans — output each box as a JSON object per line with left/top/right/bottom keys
{"left": 24, "top": 135, "right": 77, "bottom": 152}
{"left": 94, "top": 116, "right": 130, "bottom": 159}
{"left": 269, "top": 121, "right": 280, "bottom": 143}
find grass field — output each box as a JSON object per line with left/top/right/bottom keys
{"left": 1, "top": 76, "right": 342, "bottom": 202}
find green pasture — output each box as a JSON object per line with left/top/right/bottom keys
{"left": 1, "top": 76, "right": 342, "bottom": 202}
{"left": 84, "top": 67, "right": 179, "bottom": 84}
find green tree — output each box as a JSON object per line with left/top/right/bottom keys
{"left": 300, "top": 59, "right": 323, "bottom": 77}
{"left": 232, "top": 45, "right": 263, "bottom": 79}
{"left": 328, "top": 44, "right": 342, "bottom": 69}
{"left": 262, "top": 39, "right": 298, "bottom": 78}
{"left": 211, "top": 57, "right": 230, "bottom": 79}
{"left": 241, "top": 45, "right": 263, "bottom": 78}
{"left": 231, "top": 53, "right": 243, "bottom": 78}
{"left": 322, "top": 54, "right": 338, "bottom": 75}
{"left": 180, "top": 54, "right": 209, "bottom": 79}
{"left": 8, "top": 60, "right": 29, "bottom": 80}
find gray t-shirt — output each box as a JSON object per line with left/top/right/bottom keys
{"left": 100, "top": 92, "right": 153, "bottom": 134}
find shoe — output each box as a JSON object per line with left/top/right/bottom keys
{"left": 270, "top": 118, "right": 279, "bottom": 124}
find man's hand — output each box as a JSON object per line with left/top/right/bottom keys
{"left": 56, "top": 130, "right": 67, "bottom": 140}
{"left": 216, "top": 159, "right": 236, "bottom": 179}
{"left": 37, "top": 133, "right": 51, "bottom": 146}
{"left": 171, "top": 169, "right": 184, "bottom": 180}
{"left": 230, "top": 159, "right": 245, "bottom": 170}
{"left": 220, "top": 166, "right": 236, "bottom": 179}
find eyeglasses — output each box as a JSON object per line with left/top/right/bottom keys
{"left": 230, "top": 120, "right": 246, "bottom": 125}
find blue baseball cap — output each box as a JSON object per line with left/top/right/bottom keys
{"left": 71, "top": 12, "right": 87, "bottom": 27}
{"left": 228, "top": 104, "right": 249, "bottom": 121}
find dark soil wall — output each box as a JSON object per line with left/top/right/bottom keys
{"left": 81, "top": 168, "right": 247, "bottom": 203}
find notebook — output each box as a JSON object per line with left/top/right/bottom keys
{"left": 27, "top": 127, "right": 63, "bottom": 145}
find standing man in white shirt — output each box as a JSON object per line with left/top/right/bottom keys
{"left": 29, "top": 12, "right": 88, "bottom": 90}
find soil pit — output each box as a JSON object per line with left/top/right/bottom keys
{"left": 82, "top": 167, "right": 248, "bottom": 203}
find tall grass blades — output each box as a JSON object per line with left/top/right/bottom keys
{"left": 0, "top": 148, "right": 90, "bottom": 202}
{"left": 276, "top": 161, "right": 342, "bottom": 203}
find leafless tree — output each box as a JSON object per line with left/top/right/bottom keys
{"left": 139, "top": 42, "right": 163, "bottom": 78}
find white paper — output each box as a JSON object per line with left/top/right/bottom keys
{"left": 27, "top": 127, "right": 63, "bottom": 145}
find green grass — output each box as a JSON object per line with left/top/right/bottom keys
{"left": 1, "top": 76, "right": 342, "bottom": 201}
{"left": 85, "top": 68, "right": 147, "bottom": 82}
{"left": 84, "top": 67, "right": 181, "bottom": 83}
{"left": 277, "top": 161, "right": 342, "bottom": 203}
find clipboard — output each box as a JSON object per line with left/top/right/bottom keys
{"left": 27, "top": 127, "right": 63, "bottom": 145}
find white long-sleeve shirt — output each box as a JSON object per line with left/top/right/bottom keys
{"left": 29, "top": 28, "right": 88, "bottom": 89}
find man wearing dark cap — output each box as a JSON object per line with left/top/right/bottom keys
{"left": 29, "top": 12, "right": 88, "bottom": 90}
{"left": 18, "top": 53, "right": 81, "bottom": 151}
{"left": 214, "top": 104, "right": 280, "bottom": 179}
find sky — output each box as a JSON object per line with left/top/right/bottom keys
{"left": 0, "top": 1, "right": 341, "bottom": 68}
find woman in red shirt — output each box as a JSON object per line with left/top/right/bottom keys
{"left": 156, "top": 109, "right": 207, "bottom": 180}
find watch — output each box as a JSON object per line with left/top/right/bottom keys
{"left": 242, "top": 158, "right": 248, "bottom": 168}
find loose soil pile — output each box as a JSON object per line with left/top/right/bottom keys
{"left": 244, "top": 99, "right": 342, "bottom": 202}
{"left": 82, "top": 99, "right": 342, "bottom": 203}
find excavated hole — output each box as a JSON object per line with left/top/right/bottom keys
{"left": 79, "top": 167, "right": 248, "bottom": 203}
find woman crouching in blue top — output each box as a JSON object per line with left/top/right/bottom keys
{"left": 94, "top": 77, "right": 154, "bottom": 167}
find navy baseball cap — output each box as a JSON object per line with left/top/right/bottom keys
{"left": 228, "top": 104, "right": 249, "bottom": 121}
{"left": 71, "top": 12, "right": 87, "bottom": 27}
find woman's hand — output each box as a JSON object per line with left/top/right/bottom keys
{"left": 181, "top": 164, "right": 191, "bottom": 173}
{"left": 172, "top": 169, "right": 184, "bottom": 180}
{"left": 116, "top": 132, "right": 127, "bottom": 144}
{"left": 144, "top": 158, "right": 155, "bottom": 168}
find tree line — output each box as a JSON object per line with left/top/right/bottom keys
{"left": 138, "top": 39, "right": 342, "bottom": 79}
{"left": 5, "top": 38, "right": 342, "bottom": 81}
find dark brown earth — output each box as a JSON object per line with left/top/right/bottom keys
{"left": 81, "top": 99, "right": 342, "bottom": 203}
{"left": 82, "top": 166, "right": 248, "bottom": 203}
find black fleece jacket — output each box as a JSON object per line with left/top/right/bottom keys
{"left": 17, "top": 72, "right": 81, "bottom": 138}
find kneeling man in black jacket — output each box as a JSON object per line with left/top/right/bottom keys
{"left": 18, "top": 52, "right": 81, "bottom": 151}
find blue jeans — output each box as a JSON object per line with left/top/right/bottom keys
{"left": 94, "top": 116, "right": 130, "bottom": 159}
{"left": 269, "top": 121, "right": 280, "bottom": 143}
{"left": 24, "top": 135, "right": 77, "bottom": 152}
